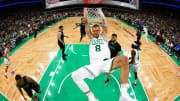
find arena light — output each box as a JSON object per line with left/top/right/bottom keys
{"left": 147, "top": 82, "right": 152, "bottom": 88}
{"left": 154, "top": 98, "right": 159, "bottom": 101}
{"left": 145, "top": 77, "right": 148, "bottom": 82}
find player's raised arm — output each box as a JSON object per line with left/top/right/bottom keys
{"left": 84, "top": 8, "right": 92, "bottom": 39}
{"left": 98, "top": 8, "right": 107, "bottom": 40}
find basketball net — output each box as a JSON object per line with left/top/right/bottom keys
{"left": 86, "top": 8, "right": 102, "bottom": 24}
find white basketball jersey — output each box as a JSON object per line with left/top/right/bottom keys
{"left": 89, "top": 35, "right": 110, "bottom": 64}
{"left": 134, "top": 49, "right": 140, "bottom": 64}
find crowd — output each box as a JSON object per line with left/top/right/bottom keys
{"left": 0, "top": 6, "right": 179, "bottom": 60}
{"left": 103, "top": 8, "right": 180, "bottom": 60}
{"left": 0, "top": 7, "right": 82, "bottom": 59}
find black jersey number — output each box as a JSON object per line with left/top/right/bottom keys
{"left": 95, "top": 45, "right": 101, "bottom": 52}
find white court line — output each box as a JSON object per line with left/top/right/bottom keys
{"left": 57, "top": 71, "right": 137, "bottom": 100}
{"left": 138, "top": 74, "right": 149, "bottom": 101}
{"left": 58, "top": 72, "right": 72, "bottom": 94}
{"left": 58, "top": 73, "right": 121, "bottom": 96}
{"left": 128, "top": 79, "right": 137, "bottom": 100}
{"left": 42, "top": 43, "right": 72, "bottom": 101}
{"left": 111, "top": 74, "right": 121, "bottom": 92}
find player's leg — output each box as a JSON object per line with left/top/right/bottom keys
{"left": 25, "top": 88, "right": 39, "bottom": 101}
{"left": 111, "top": 56, "right": 134, "bottom": 101}
{"left": 32, "top": 82, "right": 41, "bottom": 94}
{"left": 4, "top": 65, "right": 8, "bottom": 79}
{"left": 71, "top": 67, "right": 98, "bottom": 101}
{"left": 133, "top": 64, "right": 139, "bottom": 86}
{"left": 58, "top": 42, "right": 67, "bottom": 60}
{"left": 80, "top": 33, "right": 83, "bottom": 43}
{"left": 132, "top": 72, "right": 137, "bottom": 86}
{"left": 80, "top": 33, "right": 86, "bottom": 43}
{"left": 9, "top": 61, "right": 15, "bottom": 74}
{"left": 129, "top": 64, "right": 138, "bottom": 86}
{"left": 137, "top": 35, "right": 141, "bottom": 43}
{"left": 111, "top": 56, "right": 129, "bottom": 84}
{"left": 34, "top": 30, "right": 37, "bottom": 38}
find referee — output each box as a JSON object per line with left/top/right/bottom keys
{"left": 57, "top": 25, "right": 69, "bottom": 60}
{"left": 108, "top": 33, "right": 121, "bottom": 58}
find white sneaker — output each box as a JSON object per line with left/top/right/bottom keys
{"left": 119, "top": 93, "right": 136, "bottom": 101}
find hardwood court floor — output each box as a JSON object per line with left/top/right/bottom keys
{"left": 0, "top": 17, "right": 179, "bottom": 101}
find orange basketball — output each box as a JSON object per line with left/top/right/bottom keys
{"left": 83, "top": 0, "right": 104, "bottom": 4}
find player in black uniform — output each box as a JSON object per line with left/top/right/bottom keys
{"left": 73, "top": 18, "right": 86, "bottom": 43}
{"left": 57, "top": 25, "right": 69, "bottom": 60}
{"left": 108, "top": 33, "right": 121, "bottom": 58}
{"left": 15, "top": 74, "right": 41, "bottom": 101}
{"left": 136, "top": 27, "right": 142, "bottom": 43}
{"left": 104, "top": 33, "right": 121, "bottom": 85}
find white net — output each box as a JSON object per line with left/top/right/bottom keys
{"left": 86, "top": 8, "right": 101, "bottom": 23}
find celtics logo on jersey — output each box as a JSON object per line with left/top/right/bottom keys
{"left": 91, "top": 39, "right": 104, "bottom": 52}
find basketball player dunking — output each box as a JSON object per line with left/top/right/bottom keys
{"left": 4, "top": 43, "right": 15, "bottom": 79}
{"left": 71, "top": 8, "right": 134, "bottom": 101}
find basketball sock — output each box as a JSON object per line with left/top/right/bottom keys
{"left": 121, "top": 83, "right": 128, "bottom": 88}
{"left": 120, "top": 84, "right": 128, "bottom": 94}
{"left": 87, "top": 92, "right": 95, "bottom": 99}
{"left": 10, "top": 64, "right": 13, "bottom": 72}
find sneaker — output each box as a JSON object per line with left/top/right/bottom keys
{"left": 4, "top": 74, "right": 8, "bottom": 79}
{"left": 119, "top": 93, "right": 135, "bottom": 101}
{"left": 132, "top": 82, "right": 136, "bottom": 87}
{"left": 11, "top": 71, "right": 15, "bottom": 74}
{"left": 104, "top": 79, "right": 110, "bottom": 86}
